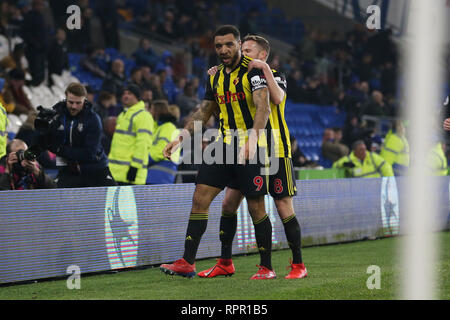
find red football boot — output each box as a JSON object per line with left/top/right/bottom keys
{"left": 285, "top": 260, "right": 308, "bottom": 279}
{"left": 160, "top": 258, "right": 196, "bottom": 278}
{"left": 250, "top": 265, "right": 276, "bottom": 279}
{"left": 198, "top": 259, "right": 235, "bottom": 278}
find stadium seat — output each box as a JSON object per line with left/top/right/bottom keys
{"left": 6, "top": 114, "right": 22, "bottom": 134}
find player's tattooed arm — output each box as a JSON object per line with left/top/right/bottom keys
{"left": 239, "top": 87, "right": 270, "bottom": 162}
{"left": 184, "top": 100, "right": 219, "bottom": 136}
{"left": 251, "top": 87, "right": 271, "bottom": 134}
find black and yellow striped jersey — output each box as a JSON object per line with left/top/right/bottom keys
{"left": 268, "top": 70, "right": 291, "bottom": 158}
{"left": 204, "top": 55, "right": 291, "bottom": 158}
{"left": 204, "top": 55, "right": 268, "bottom": 148}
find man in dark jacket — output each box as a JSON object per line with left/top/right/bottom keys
{"left": 0, "top": 139, "right": 56, "bottom": 190}
{"left": 41, "top": 82, "right": 117, "bottom": 188}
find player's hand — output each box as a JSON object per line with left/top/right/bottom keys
{"left": 238, "top": 130, "right": 258, "bottom": 164}
{"left": 207, "top": 66, "right": 218, "bottom": 77}
{"left": 443, "top": 118, "right": 450, "bottom": 131}
{"left": 21, "top": 160, "right": 40, "bottom": 175}
{"left": 248, "top": 59, "right": 268, "bottom": 72}
{"left": 163, "top": 140, "right": 180, "bottom": 160}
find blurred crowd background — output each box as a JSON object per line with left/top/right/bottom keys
{"left": 0, "top": 0, "right": 449, "bottom": 182}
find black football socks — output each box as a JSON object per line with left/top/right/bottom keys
{"left": 219, "top": 211, "right": 238, "bottom": 260}
{"left": 252, "top": 214, "right": 273, "bottom": 270}
{"left": 183, "top": 212, "right": 208, "bottom": 265}
{"left": 282, "top": 214, "right": 303, "bottom": 264}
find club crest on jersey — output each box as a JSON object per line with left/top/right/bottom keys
{"left": 233, "top": 77, "right": 240, "bottom": 86}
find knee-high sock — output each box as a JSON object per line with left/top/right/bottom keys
{"left": 220, "top": 211, "right": 237, "bottom": 260}
{"left": 253, "top": 214, "right": 273, "bottom": 270}
{"left": 183, "top": 212, "right": 208, "bottom": 265}
{"left": 282, "top": 214, "right": 303, "bottom": 264}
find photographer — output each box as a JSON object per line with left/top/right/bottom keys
{"left": 39, "top": 82, "right": 117, "bottom": 188}
{"left": 0, "top": 139, "right": 56, "bottom": 190}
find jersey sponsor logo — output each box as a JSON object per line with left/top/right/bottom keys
{"left": 214, "top": 91, "right": 246, "bottom": 104}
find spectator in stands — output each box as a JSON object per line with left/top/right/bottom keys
{"left": 362, "top": 90, "right": 393, "bottom": 117}
{"left": 132, "top": 38, "right": 159, "bottom": 70}
{"left": 101, "top": 58, "right": 126, "bottom": 98}
{"left": 380, "top": 61, "right": 397, "bottom": 96}
{"left": 41, "top": 82, "right": 117, "bottom": 188}
{"left": 142, "top": 87, "right": 154, "bottom": 111}
{"left": 291, "top": 136, "right": 318, "bottom": 168}
{"left": 0, "top": 138, "right": 56, "bottom": 190}
{"left": 47, "top": 27, "right": 69, "bottom": 78}
{"left": 176, "top": 80, "right": 201, "bottom": 119}
{"left": 286, "top": 69, "right": 305, "bottom": 103}
{"left": 147, "top": 100, "right": 180, "bottom": 184}
{"left": 134, "top": 11, "right": 158, "bottom": 34}
{"left": 171, "top": 51, "right": 187, "bottom": 80}
{"left": 21, "top": 0, "right": 49, "bottom": 86}
{"left": 155, "top": 51, "right": 174, "bottom": 78}
{"left": 354, "top": 53, "right": 374, "bottom": 82}
{"left": 157, "top": 9, "right": 177, "bottom": 40}
{"left": 333, "top": 139, "right": 393, "bottom": 178}
{"left": 170, "top": 76, "right": 186, "bottom": 105}
{"left": 321, "top": 128, "right": 349, "bottom": 163}
{"left": 80, "top": 47, "right": 108, "bottom": 79}
{"left": 6, "top": 68, "right": 33, "bottom": 115}
{"left": 85, "top": 85, "right": 95, "bottom": 104}
{"left": 340, "top": 80, "right": 369, "bottom": 117}
{"left": 0, "top": 42, "right": 29, "bottom": 75}
{"left": 146, "top": 73, "right": 167, "bottom": 100}
{"left": 101, "top": 116, "right": 116, "bottom": 155}
{"left": 342, "top": 115, "right": 365, "bottom": 149}
{"left": 93, "top": 91, "right": 119, "bottom": 121}
{"left": 109, "top": 84, "right": 154, "bottom": 185}
{"left": 95, "top": 0, "right": 119, "bottom": 49}
{"left": 129, "top": 67, "right": 144, "bottom": 90}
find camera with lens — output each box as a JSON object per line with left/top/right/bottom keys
{"left": 34, "top": 105, "right": 58, "bottom": 132}
{"left": 16, "top": 146, "right": 40, "bottom": 162}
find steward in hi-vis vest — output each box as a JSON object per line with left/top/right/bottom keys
{"left": 109, "top": 84, "right": 154, "bottom": 185}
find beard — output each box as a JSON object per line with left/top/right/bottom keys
{"left": 221, "top": 52, "right": 240, "bottom": 68}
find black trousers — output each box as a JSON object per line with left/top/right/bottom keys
{"left": 56, "top": 166, "right": 118, "bottom": 188}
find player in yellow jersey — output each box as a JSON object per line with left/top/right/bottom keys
{"left": 161, "top": 25, "right": 276, "bottom": 279}
{"left": 197, "top": 35, "right": 307, "bottom": 279}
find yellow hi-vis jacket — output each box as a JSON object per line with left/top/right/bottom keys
{"left": 333, "top": 151, "right": 394, "bottom": 178}
{"left": 427, "top": 143, "right": 447, "bottom": 176}
{"left": 0, "top": 103, "right": 8, "bottom": 159}
{"left": 380, "top": 130, "right": 410, "bottom": 167}
{"left": 109, "top": 101, "right": 154, "bottom": 184}
{"left": 147, "top": 120, "right": 180, "bottom": 184}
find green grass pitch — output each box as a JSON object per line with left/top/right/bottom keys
{"left": 1, "top": 231, "right": 448, "bottom": 300}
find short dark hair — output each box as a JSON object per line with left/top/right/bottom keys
{"left": 151, "top": 99, "right": 169, "bottom": 113}
{"left": 98, "top": 90, "right": 114, "bottom": 102}
{"left": 65, "top": 82, "right": 87, "bottom": 97}
{"left": 242, "top": 35, "right": 270, "bottom": 56}
{"left": 213, "top": 25, "right": 240, "bottom": 40}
